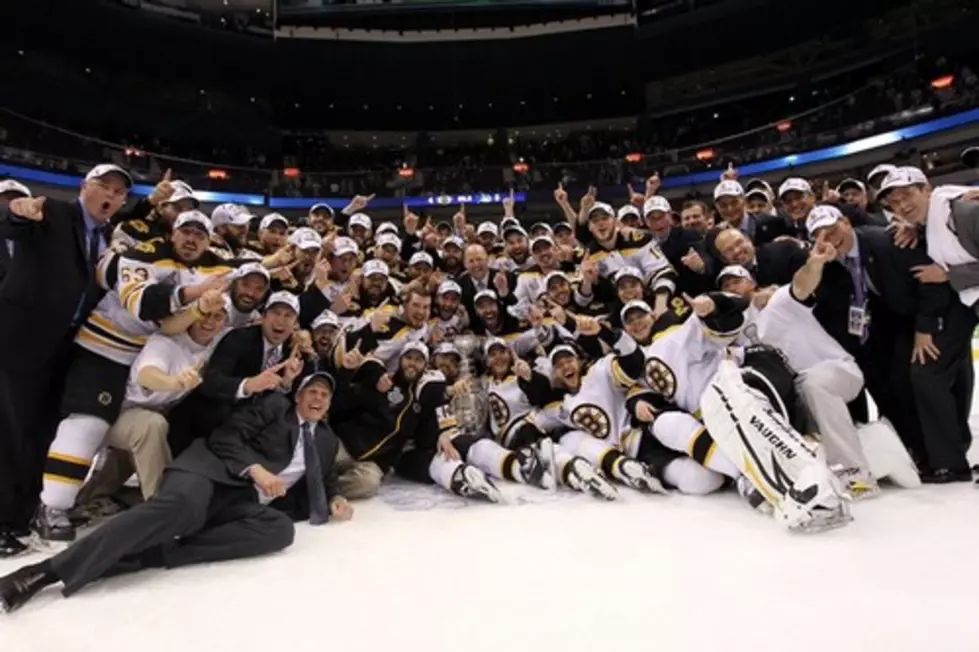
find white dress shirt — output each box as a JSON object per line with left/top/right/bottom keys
{"left": 256, "top": 411, "right": 311, "bottom": 505}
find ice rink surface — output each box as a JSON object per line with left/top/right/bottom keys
{"left": 2, "top": 398, "right": 979, "bottom": 651}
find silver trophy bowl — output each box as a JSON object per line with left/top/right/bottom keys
{"left": 450, "top": 335, "right": 489, "bottom": 437}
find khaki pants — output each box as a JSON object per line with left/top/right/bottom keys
{"left": 77, "top": 408, "right": 172, "bottom": 505}
{"left": 335, "top": 441, "right": 383, "bottom": 499}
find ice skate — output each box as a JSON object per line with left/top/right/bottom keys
{"left": 451, "top": 464, "right": 504, "bottom": 503}
{"left": 516, "top": 445, "right": 555, "bottom": 490}
{"left": 564, "top": 457, "right": 618, "bottom": 500}
{"left": 776, "top": 465, "right": 853, "bottom": 534}
{"left": 736, "top": 475, "right": 774, "bottom": 516}
{"left": 29, "top": 505, "right": 75, "bottom": 548}
{"left": 832, "top": 465, "right": 880, "bottom": 501}
{"left": 616, "top": 459, "right": 668, "bottom": 495}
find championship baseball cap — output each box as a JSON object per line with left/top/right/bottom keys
{"left": 443, "top": 235, "right": 465, "bottom": 251}
{"left": 805, "top": 205, "right": 845, "bottom": 236}
{"left": 613, "top": 266, "right": 643, "bottom": 284}
{"left": 642, "top": 196, "right": 671, "bottom": 215}
{"left": 502, "top": 224, "right": 529, "bottom": 239}
{"left": 376, "top": 233, "right": 402, "bottom": 251}
{"left": 409, "top": 251, "right": 434, "bottom": 267}
{"left": 744, "top": 187, "right": 772, "bottom": 202}
{"left": 85, "top": 163, "right": 133, "bottom": 189}
{"left": 778, "top": 177, "right": 813, "bottom": 198}
{"left": 530, "top": 222, "right": 554, "bottom": 235}
{"left": 477, "top": 222, "right": 499, "bottom": 237}
{"left": 744, "top": 178, "right": 774, "bottom": 198}
{"left": 265, "top": 290, "right": 300, "bottom": 314}
{"left": 544, "top": 270, "right": 570, "bottom": 287}
{"left": 437, "top": 280, "right": 462, "bottom": 297}
{"left": 173, "top": 210, "right": 212, "bottom": 234}
{"left": 211, "top": 203, "right": 252, "bottom": 227}
{"left": 288, "top": 227, "right": 323, "bottom": 250}
{"left": 878, "top": 166, "right": 929, "bottom": 194}
{"left": 716, "top": 265, "right": 753, "bottom": 287}
{"left": 401, "top": 340, "right": 430, "bottom": 362}
{"left": 164, "top": 186, "right": 199, "bottom": 208}
{"left": 260, "top": 213, "right": 289, "bottom": 231}
{"left": 530, "top": 235, "right": 555, "bottom": 251}
{"left": 836, "top": 178, "right": 866, "bottom": 194}
{"left": 375, "top": 222, "right": 399, "bottom": 236}
{"left": 620, "top": 299, "right": 653, "bottom": 322}
{"left": 867, "top": 164, "right": 897, "bottom": 186}
{"left": 311, "top": 310, "right": 340, "bottom": 331}
{"left": 0, "top": 179, "right": 31, "bottom": 197}
{"left": 552, "top": 221, "right": 572, "bottom": 233}
{"left": 332, "top": 236, "right": 359, "bottom": 257}
{"left": 483, "top": 337, "right": 508, "bottom": 355}
{"left": 474, "top": 289, "right": 499, "bottom": 304}
{"left": 549, "top": 344, "right": 578, "bottom": 364}
{"left": 713, "top": 180, "right": 744, "bottom": 201}
{"left": 361, "top": 259, "right": 389, "bottom": 278}
{"left": 499, "top": 217, "right": 520, "bottom": 230}
{"left": 962, "top": 146, "right": 979, "bottom": 169}
{"left": 231, "top": 261, "right": 271, "bottom": 283}
{"left": 297, "top": 371, "right": 335, "bottom": 394}
{"left": 587, "top": 202, "right": 615, "bottom": 219}
{"left": 309, "top": 203, "right": 335, "bottom": 217}
{"left": 348, "top": 213, "right": 372, "bottom": 231}
{"left": 618, "top": 205, "right": 641, "bottom": 221}
{"left": 434, "top": 342, "right": 461, "bottom": 359}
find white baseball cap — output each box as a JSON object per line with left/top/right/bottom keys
{"left": 878, "top": 166, "right": 929, "bottom": 194}
{"left": 587, "top": 202, "right": 615, "bottom": 219}
{"left": 443, "top": 235, "right": 465, "bottom": 251}
{"left": 0, "top": 179, "right": 31, "bottom": 197}
{"left": 361, "top": 259, "right": 389, "bottom": 278}
{"left": 544, "top": 270, "right": 570, "bottom": 287}
{"left": 530, "top": 222, "right": 554, "bottom": 235}
{"left": 483, "top": 336, "right": 508, "bottom": 356}
{"left": 642, "top": 196, "right": 671, "bottom": 215}
{"left": 613, "top": 266, "right": 643, "bottom": 284}
{"left": 332, "top": 237, "right": 359, "bottom": 257}
{"left": 502, "top": 224, "right": 529, "bottom": 238}
{"left": 376, "top": 233, "right": 402, "bottom": 251}
{"left": 434, "top": 342, "right": 461, "bottom": 358}
{"left": 867, "top": 164, "right": 897, "bottom": 184}
{"left": 401, "top": 340, "right": 430, "bottom": 362}
{"left": 474, "top": 289, "right": 499, "bottom": 304}
{"left": 173, "top": 210, "right": 213, "bottom": 234}
{"left": 375, "top": 222, "right": 399, "bottom": 236}
{"left": 745, "top": 187, "right": 772, "bottom": 202}
{"left": 549, "top": 344, "right": 578, "bottom": 364}
{"left": 164, "top": 187, "right": 199, "bottom": 208}
{"left": 836, "top": 178, "right": 866, "bottom": 194}
{"left": 211, "top": 203, "right": 252, "bottom": 227}
{"left": 311, "top": 310, "right": 340, "bottom": 330}
{"left": 409, "top": 252, "right": 434, "bottom": 267}
{"left": 617, "top": 205, "right": 641, "bottom": 221}
{"left": 288, "top": 227, "right": 322, "bottom": 251}
{"left": 778, "top": 178, "right": 813, "bottom": 198}
{"left": 85, "top": 163, "right": 133, "bottom": 188}
{"left": 265, "top": 290, "right": 300, "bottom": 314}
{"left": 620, "top": 299, "right": 653, "bottom": 322}
{"left": 231, "top": 261, "right": 271, "bottom": 283}
{"left": 309, "top": 203, "right": 335, "bottom": 217}
{"left": 348, "top": 213, "right": 372, "bottom": 231}
{"left": 716, "top": 265, "right": 753, "bottom": 286}
{"left": 260, "top": 213, "right": 289, "bottom": 231}
{"left": 713, "top": 180, "right": 744, "bottom": 201}
{"left": 744, "top": 178, "right": 774, "bottom": 198}
{"left": 297, "top": 371, "right": 335, "bottom": 394}
{"left": 805, "top": 205, "right": 845, "bottom": 236}
{"left": 477, "top": 222, "right": 499, "bottom": 237}
{"left": 530, "top": 235, "right": 555, "bottom": 251}
{"left": 552, "top": 221, "right": 573, "bottom": 233}
{"left": 437, "top": 280, "right": 462, "bottom": 297}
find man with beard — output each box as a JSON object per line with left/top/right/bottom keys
{"left": 111, "top": 181, "right": 199, "bottom": 251}
{"left": 371, "top": 231, "right": 407, "bottom": 287}
{"left": 471, "top": 290, "right": 553, "bottom": 356}
{"left": 298, "top": 236, "right": 361, "bottom": 326}
{"left": 430, "top": 280, "right": 468, "bottom": 342}
{"left": 308, "top": 203, "right": 338, "bottom": 237}
{"left": 331, "top": 342, "right": 501, "bottom": 502}
{"left": 309, "top": 310, "right": 341, "bottom": 372}
{"left": 512, "top": 235, "right": 575, "bottom": 316}
{"left": 30, "top": 211, "right": 240, "bottom": 544}
{"left": 541, "top": 270, "right": 609, "bottom": 318}
{"left": 210, "top": 203, "right": 259, "bottom": 260}
{"left": 497, "top": 223, "right": 533, "bottom": 273}
{"left": 346, "top": 213, "right": 373, "bottom": 251}
{"left": 439, "top": 235, "right": 466, "bottom": 278}
{"left": 247, "top": 214, "right": 290, "bottom": 256}
{"left": 225, "top": 262, "right": 271, "bottom": 327}
{"left": 458, "top": 244, "right": 514, "bottom": 326}
{"left": 476, "top": 222, "right": 505, "bottom": 259}
{"left": 272, "top": 227, "right": 321, "bottom": 295}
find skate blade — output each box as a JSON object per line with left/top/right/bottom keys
{"left": 845, "top": 482, "right": 881, "bottom": 502}
{"left": 28, "top": 532, "right": 72, "bottom": 553}
{"left": 788, "top": 504, "right": 854, "bottom": 534}
{"left": 586, "top": 478, "right": 618, "bottom": 501}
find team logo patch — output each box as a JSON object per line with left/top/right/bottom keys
{"left": 97, "top": 392, "right": 113, "bottom": 406}
{"left": 570, "top": 403, "right": 611, "bottom": 439}
{"left": 412, "top": 402, "right": 422, "bottom": 413}
{"left": 488, "top": 393, "right": 509, "bottom": 427}
{"left": 645, "top": 357, "right": 677, "bottom": 399}
{"left": 388, "top": 387, "right": 404, "bottom": 406}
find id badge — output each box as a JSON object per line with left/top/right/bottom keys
{"left": 848, "top": 305, "right": 868, "bottom": 337}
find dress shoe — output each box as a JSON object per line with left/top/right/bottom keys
{"left": 920, "top": 468, "right": 973, "bottom": 484}
{"left": 0, "top": 563, "right": 57, "bottom": 614}
{"left": 0, "top": 529, "right": 28, "bottom": 558}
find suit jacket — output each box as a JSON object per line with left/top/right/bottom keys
{"left": 199, "top": 324, "right": 300, "bottom": 404}
{"left": 170, "top": 393, "right": 342, "bottom": 521}
{"left": 0, "top": 198, "right": 109, "bottom": 368}
{"left": 656, "top": 226, "right": 716, "bottom": 295}
{"left": 752, "top": 240, "right": 809, "bottom": 288}
{"left": 748, "top": 212, "right": 795, "bottom": 247}
{"left": 457, "top": 268, "right": 516, "bottom": 324}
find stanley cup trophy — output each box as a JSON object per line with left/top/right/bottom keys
{"left": 450, "top": 335, "right": 489, "bottom": 437}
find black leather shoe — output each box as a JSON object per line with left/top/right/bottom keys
{"left": 0, "top": 529, "right": 28, "bottom": 558}
{"left": 920, "top": 468, "right": 973, "bottom": 484}
{"left": 0, "top": 563, "right": 56, "bottom": 614}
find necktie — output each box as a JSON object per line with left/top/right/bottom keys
{"left": 88, "top": 226, "right": 104, "bottom": 267}
{"left": 264, "top": 346, "right": 282, "bottom": 369}
{"left": 301, "top": 423, "right": 330, "bottom": 525}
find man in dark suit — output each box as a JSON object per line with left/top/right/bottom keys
{"left": 167, "top": 291, "right": 306, "bottom": 455}
{"left": 457, "top": 243, "right": 516, "bottom": 325}
{"left": 712, "top": 179, "right": 791, "bottom": 246}
{"left": 0, "top": 372, "right": 351, "bottom": 613}
{"left": 807, "top": 205, "right": 971, "bottom": 481}
{"left": 641, "top": 196, "right": 716, "bottom": 295}
{"left": 0, "top": 179, "right": 32, "bottom": 286}
{"left": 707, "top": 227, "right": 809, "bottom": 288}
{"left": 0, "top": 164, "right": 133, "bottom": 557}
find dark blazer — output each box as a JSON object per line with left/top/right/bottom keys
{"left": 0, "top": 238, "right": 10, "bottom": 286}
{"left": 752, "top": 240, "right": 809, "bottom": 288}
{"left": 749, "top": 212, "right": 795, "bottom": 247}
{"left": 457, "top": 268, "right": 516, "bottom": 324}
{"left": 656, "top": 226, "right": 716, "bottom": 295}
{"left": 199, "top": 324, "right": 300, "bottom": 404}
{"left": 170, "top": 393, "right": 341, "bottom": 522}
{"left": 0, "top": 198, "right": 108, "bottom": 369}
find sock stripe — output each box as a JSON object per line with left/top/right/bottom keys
{"left": 689, "top": 428, "right": 716, "bottom": 466}
{"left": 48, "top": 451, "right": 93, "bottom": 467}
{"left": 45, "top": 457, "right": 91, "bottom": 483}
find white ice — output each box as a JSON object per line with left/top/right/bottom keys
{"left": 3, "top": 387, "right": 979, "bottom": 652}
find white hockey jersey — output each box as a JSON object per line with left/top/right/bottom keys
{"left": 554, "top": 353, "right": 640, "bottom": 452}
{"left": 584, "top": 230, "right": 677, "bottom": 296}
{"left": 484, "top": 373, "right": 536, "bottom": 444}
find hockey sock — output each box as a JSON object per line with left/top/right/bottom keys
{"left": 41, "top": 414, "right": 112, "bottom": 510}
{"left": 687, "top": 426, "right": 740, "bottom": 478}
{"left": 466, "top": 439, "right": 518, "bottom": 481}
{"left": 428, "top": 454, "right": 465, "bottom": 492}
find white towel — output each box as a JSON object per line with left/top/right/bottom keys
{"left": 925, "top": 185, "right": 979, "bottom": 307}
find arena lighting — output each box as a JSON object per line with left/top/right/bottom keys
{"left": 776, "top": 120, "right": 793, "bottom": 132}
{"left": 283, "top": 167, "right": 301, "bottom": 178}
{"left": 208, "top": 169, "right": 229, "bottom": 180}
{"left": 270, "top": 192, "right": 529, "bottom": 210}
{"left": 512, "top": 158, "right": 529, "bottom": 174}
{"left": 625, "top": 152, "right": 643, "bottom": 163}
{"left": 398, "top": 165, "right": 415, "bottom": 178}
{"left": 124, "top": 147, "right": 145, "bottom": 157}
{"left": 695, "top": 148, "right": 716, "bottom": 161}
{"left": 931, "top": 75, "right": 955, "bottom": 90}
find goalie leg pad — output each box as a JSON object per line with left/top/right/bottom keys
{"left": 700, "top": 359, "right": 851, "bottom": 532}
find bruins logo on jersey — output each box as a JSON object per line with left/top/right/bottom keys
{"left": 570, "top": 403, "right": 611, "bottom": 439}
{"left": 670, "top": 296, "right": 691, "bottom": 319}
{"left": 488, "top": 393, "right": 510, "bottom": 427}
{"left": 645, "top": 357, "right": 677, "bottom": 399}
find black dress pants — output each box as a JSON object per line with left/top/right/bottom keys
{"left": 48, "top": 470, "right": 295, "bottom": 597}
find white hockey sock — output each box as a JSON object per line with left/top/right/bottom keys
{"left": 41, "top": 414, "right": 112, "bottom": 510}
{"left": 662, "top": 458, "right": 726, "bottom": 495}
{"left": 653, "top": 412, "right": 739, "bottom": 478}
{"left": 428, "top": 454, "right": 465, "bottom": 492}
{"left": 466, "top": 439, "right": 518, "bottom": 481}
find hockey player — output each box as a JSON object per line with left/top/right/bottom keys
{"left": 110, "top": 179, "right": 198, "bottom": 251}
{"left": 429, "top": 279, "right": 469, "bottom": 343}
{"left": 32, "top": 211, "right": 242, "bottom": 543}
{"left": 471, "top": 289, "right": 554, "bottom": 356}
{"left": 210, "top": 203, "right": 258, "bottom": 260}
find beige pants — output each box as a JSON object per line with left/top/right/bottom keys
{"left": 77, "top": 408, "right": 172, "bottom": 505}
{"left": 335, "top": 441, "right": 383, "bottom": 499}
